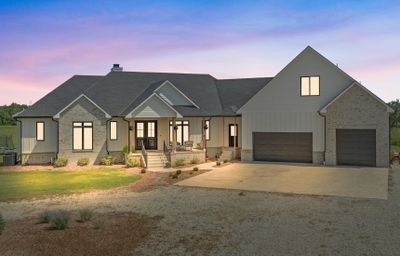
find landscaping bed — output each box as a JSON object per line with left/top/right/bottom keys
{"left": 0, "top": 212, "right": 161, "bottom": 256}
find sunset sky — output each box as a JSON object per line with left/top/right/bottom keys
{"left": 0, "top": 0, "right": 399, "bottom": 105}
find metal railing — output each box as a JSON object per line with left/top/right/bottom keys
{"left": 141, "top": 140, "right": 147, "bottom": 168}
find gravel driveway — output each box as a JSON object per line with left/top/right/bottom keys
{"left": 1, "top": 167, "right": 399, "bottom": 255}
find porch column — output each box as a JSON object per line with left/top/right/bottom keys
{"left": 234, "top": 116, "right": 237, "bottom": 158}
{"left": 172, "top": 117, "right": 177, "bottom": 152}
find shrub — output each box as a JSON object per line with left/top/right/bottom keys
{"left": 0, "top": 213, "right": 5, "bottom": 235}
{"left": 164, "top": 162, "right": 171, "bottom": 168}
{"left": 79, "top": 208, "right": 94, "bottom": 223}
{"left": 223, "top": 159, "right": 228, "bottom": 163}
{"left": 190, "top": 158, "right": 199, "bottom": 165}
{"left": 126, "top": 156, "right": 139, "bottom": 167}
{"left": 193, "top": 167, "right": 199, "bottom": 172}
{"left": 77, "top": 158, "right": 89, "bottom": 166}
{"left": 53, "top": 158, "right": 68, "bottom": 168}
{"left": 176, "top": 169, "right": 182, "bottom": 175}
{"left": 141, "top": 168, "right": 146, "bottom": 174}
{"left": 216, "top": 161, "right": 221, "bottom": 166}
{"left": 39, "top": 211, "right": 51, "bottom": 223}
{"left": 175, "top": 159, "right": 185, "bottom": 167}
{"left": 49, "top": 210, "right": 70, "bottom": 230}
{"left": 122, "top": 145, "right": 130, "bottom": 155}
{"left": 171, "top": 173, "right": 179, "bottom": 179}
{"left": 100, "top": 155, "right": 114, "bottom": 165}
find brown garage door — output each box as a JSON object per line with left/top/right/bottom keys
{"left": 253, "top": 132, "right": 313, "bottom": 163}
{"left": 336, "top": 129, "right": 376, "bottom": 166}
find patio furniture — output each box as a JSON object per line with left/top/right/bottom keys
{"left": 183, "top": 141, "right": 193, "bottom": 151}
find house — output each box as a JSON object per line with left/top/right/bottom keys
{"left": 14, "top": 46, "right": 393, "bottom": 168}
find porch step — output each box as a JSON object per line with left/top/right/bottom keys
{"left": 146, "top": 152, "right": 169, "bottom": 168}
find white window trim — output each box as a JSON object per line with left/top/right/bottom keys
{"left": 36, "top": 121, "right": 45, "bottom": 141}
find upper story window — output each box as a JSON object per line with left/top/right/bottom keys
{"left": 73, "top": 122, "right": 93, "bottom": 150}
{"left": 36, "top": 122, "right": 45, "bottom": 141}
{"left": 301, "top": 76, "right": 320, "bottom": 96}
{"left": 110, "top": 121, "right": 117, "bottom": 140}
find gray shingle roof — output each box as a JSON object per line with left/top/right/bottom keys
{"left": 16, "top": 75, "right": 103, "bottom": 117}
{"left": 16, "top": 71, "right": 274, "bottom": 118}
{"left": 216, "top": 77, "right": 273, "bottom": 115}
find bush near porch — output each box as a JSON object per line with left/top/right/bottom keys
{"left": 0, "top": 168, "right": 141, "bottom": 201}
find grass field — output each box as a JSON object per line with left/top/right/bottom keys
{"left": 0, "top": 168, "right": 141, "bottom": 201}
{"left": 0, "top": 125, "right": 17, "bottom": 147}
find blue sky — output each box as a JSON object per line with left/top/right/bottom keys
{"left": 0, "top": 0, "right": 399, "bottom": 104}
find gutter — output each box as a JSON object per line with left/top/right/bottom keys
{"left": 317, "top": 111, "right": 326, "bottom": 165}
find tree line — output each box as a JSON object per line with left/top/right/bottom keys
{"left": 388, "top": 99, "right": 400, "bottom": 128}
{"left": 0, "top": 103, "right": 28, "bottom": 125}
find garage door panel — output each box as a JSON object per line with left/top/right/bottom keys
{"left": 336, "top": 129, "right": 376, "bottom": 166}
{"left": 253, "top": 132, "right": 312, "bottom": 163}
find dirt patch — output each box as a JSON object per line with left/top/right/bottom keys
{"left": 129, "top": 169, "right": 212, "bottom": 192}
{"left": 0, "top": 212, "right": 162, "bottom": 256}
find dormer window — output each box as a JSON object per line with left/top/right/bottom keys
{"left": 301, "top": 76, "right": 320, "bottom": 96}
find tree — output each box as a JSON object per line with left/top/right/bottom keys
{"left": 0, "top": 103, "right": 28, "bottom": 125}
{"left": 388, "top": 99, "right": 400, "bottom": 128}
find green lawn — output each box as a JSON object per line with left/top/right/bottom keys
{"left": 0, "top": 168, "right": 141, "bottom": 201}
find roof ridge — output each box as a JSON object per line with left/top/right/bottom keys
{"left": 115, "top": 70, "right": 216, "bottom": 78}
{"left": 217, "top": 76, "right": 273, "bottom": 81}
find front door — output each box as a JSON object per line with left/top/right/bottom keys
{"left": 228, "top": 124, "right": 238, "bottom": 147}
{"left": 135, "top": 121, "right": 157, "bottom": 150}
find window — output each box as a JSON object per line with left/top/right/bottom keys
{"left": 110, "top": 121, "right": 117, "bottom": 140}
{"left": 169, "top": 120, "right": 189, "bottom": 144}
{"left": 205, "top": 120, "right": 210, "bottom": 140}
{"left": 301, "top": 76, "right": 320, "bottom": 96}
{"left": 36, "top": 122, "right": 45, "bottom": 141}
{"left": 73, "top": 122, "right": 93, "bottom": 150}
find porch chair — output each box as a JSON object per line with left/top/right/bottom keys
{"left": 183, "top": 140, "right": 193, "bottom": 151}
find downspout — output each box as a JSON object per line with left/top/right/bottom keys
{"left": 51, "top": 117, "right": 59, "bottom": 162}
{"left": 105, "top": 119, "right": 110, "bottom": 155}
{"left": 318, "top": 111, "right": 326, "bottom": 165}
{"left": 15, "top": 118, "right": 22, "bottom": 165}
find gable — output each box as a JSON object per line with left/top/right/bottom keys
{"left": 54, "top": 94, "right": 111, "bottom": 119}
{"left": 155, "top": 81, "right": 198, "bottom": 107}
{"left": 320, "top": 82, "right": 394, "bottom": 114}
{"left": 128, "top": 94, "right": 181, "bottom": 118}
{"left": 238, "top": 46, "right": 355, "bottom": 113}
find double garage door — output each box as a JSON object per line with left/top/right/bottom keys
{"left": 253, "top": 130, "right": 376, "bottom": 166}
{"left": 253, "top": 132, "right": 313, "bottom": 163}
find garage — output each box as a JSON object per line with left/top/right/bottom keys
{"left": 336, "top": 129, "right": 376, "bottom": 167}
{"left": 253, "top": 132, "right": 312, "bottom": 163}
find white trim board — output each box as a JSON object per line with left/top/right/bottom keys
{"left": 53, "top": 94, "right": 111, "bottom": 119}
{"left": 154, "top": 80, "right": 200, "bottom": 109}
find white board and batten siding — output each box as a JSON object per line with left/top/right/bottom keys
{"left": 239, "top": 47, "right": 354, "bottom": 159}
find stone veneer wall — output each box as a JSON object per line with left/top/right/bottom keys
{"left": 170, "top": 151, "right": 206, "bottom": 167}
{"left": 325, "top": 85, "right": 389, "bottom": 167}
{"left": 58, "top": 97, "right": 108, "bottom": 165}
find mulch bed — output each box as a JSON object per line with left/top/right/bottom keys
{"left": 129, "top": 169, "right": 212, "bottom": 192}
{"left": 0, "top": 212, "right": 162, "bottom": 256}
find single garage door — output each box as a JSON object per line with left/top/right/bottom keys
{"left": 253, "top": 132, "right": 313, "bottom": 163}
{"left": 336, "top": 129, "right": 376, "bottom": 166}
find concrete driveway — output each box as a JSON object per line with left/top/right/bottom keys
{"left": 176, "top": 162, "right": 389, "bottom": 199}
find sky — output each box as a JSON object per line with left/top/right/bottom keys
{"left": 0, "top": 0, "right": 399, "bottom": 105}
